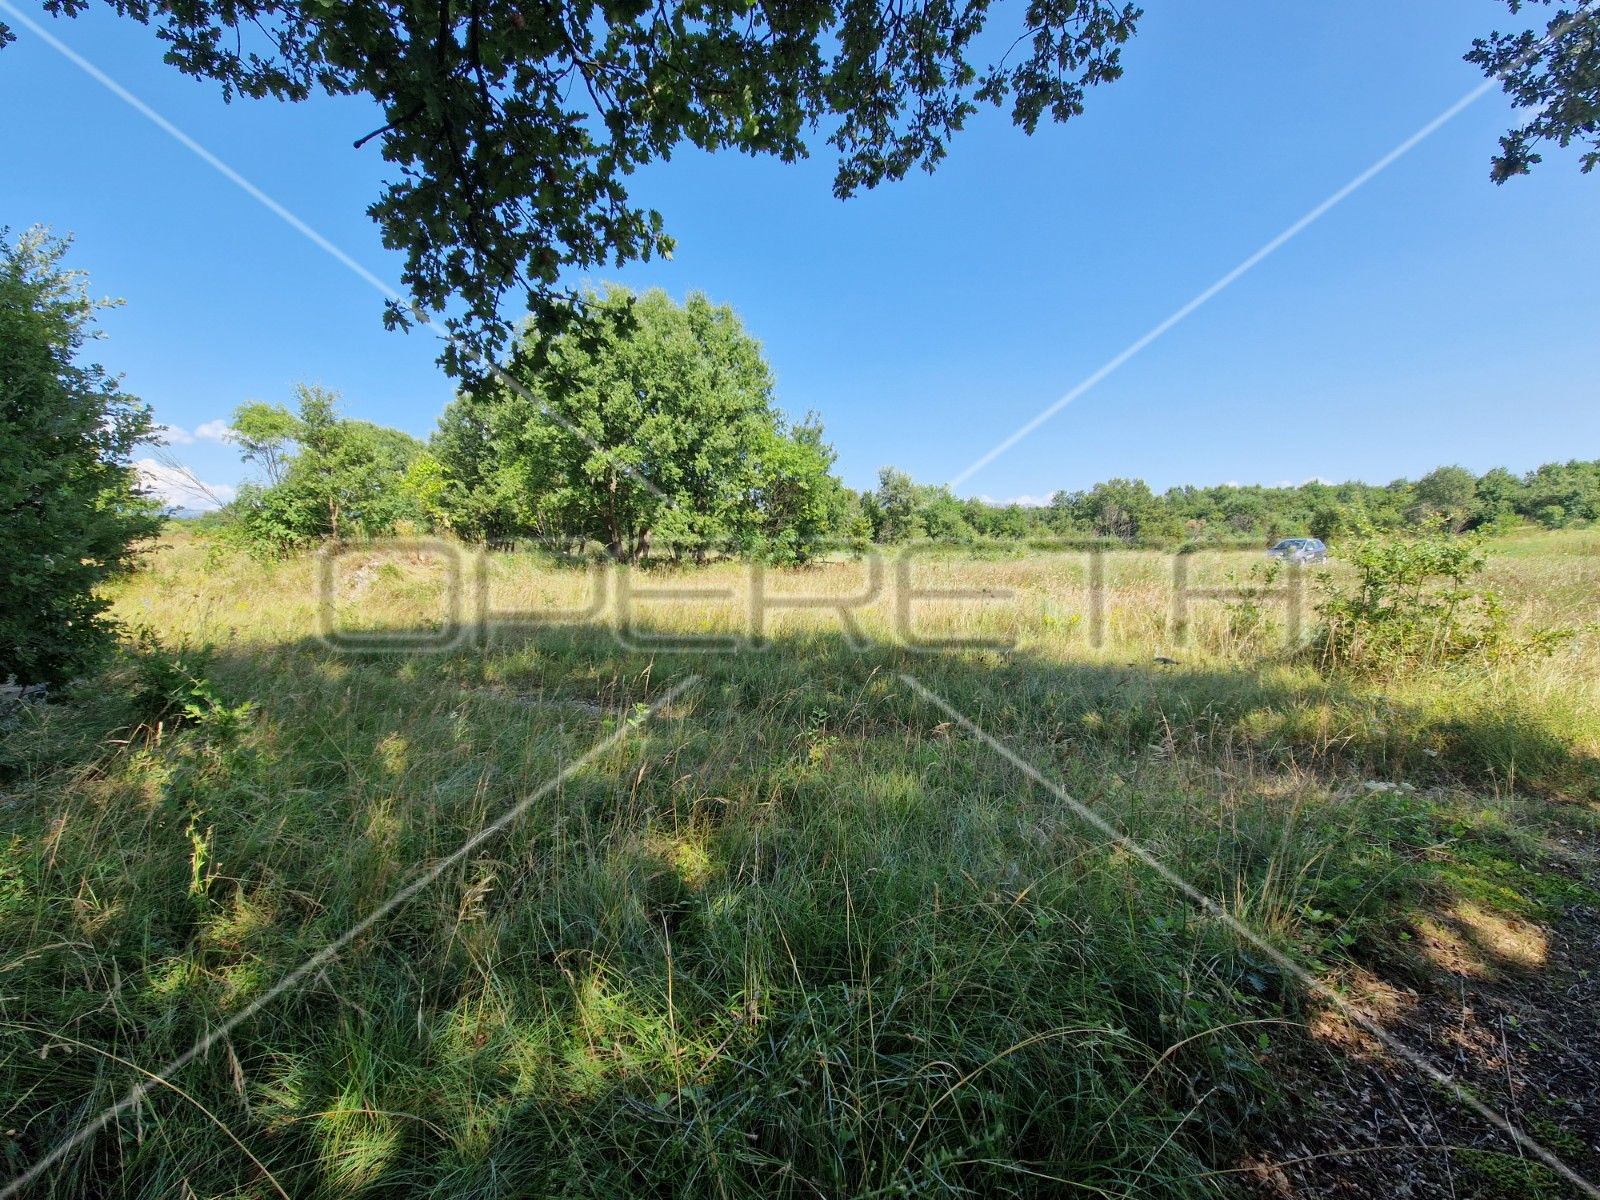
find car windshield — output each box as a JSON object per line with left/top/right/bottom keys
{"left": 1273, "top": 540, "right": 1303, "bottom": 550}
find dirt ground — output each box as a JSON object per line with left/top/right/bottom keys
{"left": 1248, "top": 818, "right": 1600, "bottom": 1199}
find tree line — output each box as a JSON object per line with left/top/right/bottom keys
{"left": 5, "top": 227, "right": 1594, "bottom": 691}
{"left": 856, "top": 460, "right": 1600, "bottom": 548}
{"left": 215, "top": 284, "right": 1600, "bottom": 557}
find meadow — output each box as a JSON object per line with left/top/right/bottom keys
{"left": 1, "top": 528, "right": 1597, "bottom": 1198}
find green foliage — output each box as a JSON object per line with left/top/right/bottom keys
{"left": 6, "top": 0, "right": 1140, "bottom": 365}
{"left": 228, "top": 400, "right": 299, "bottom": 485}
{"left": 126, "top": 627, "right": 255, "bottom": 740}
{"left": 428, "top": 391, "right": 521, "bottom": 542}
{"left": 1080, "top": 477, "right": 1159, "bottom": 542}
{"left": 856, "top": 458, "right": 1600, "bottom": 550}
{"left": 1474, "top": 466, "right": 1524, "bottom": 524}
{"left": 746, "top": 415, "right": 852, "bottom": 564}
{"left": 868, "top": 467, "right": 927, "bottom": 542}
{"left": 436, "top": 286, "right": 843, "bottom": 561}
{"left": 1312, "top": 526, "right": 1556, "bottom": 673}
{"left": 1466, "top": 2, "right": 1600, "bottom": 182}
{"left": 864, "top": 468, "right": 991, "bottom": 544}
{"left": 1412, "top": 464, "right": 1478, "bottom": 531}
{"left": 399, "top": 451, "right": 449, "bottom": 530}
{"left": 230, "top": 385, "right": 425, "bottom": 552}
{"left": 0, "top": 226, "right": 162, "bottom": 686}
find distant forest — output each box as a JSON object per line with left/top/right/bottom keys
{"left": 203, "top": 290, "right": 1598, "bottom": 559}
{"left": 210, "top": 382, "right": 1599, "bottom": 557}
{"left": 863, "top": 458, "right": 1600, "bottom": 549}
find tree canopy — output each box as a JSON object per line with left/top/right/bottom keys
{"left": 229, "top": 384, "right": 428, "bottom": 550}
{"left": 434, "top": 286, "right": 844, "bottom": 562}
{"left": 9, "top": 0, "right": 1144, "bottom": 367}
{"left": 230, "top": 400, "right": 300, "bottom": 485}
{"left": 5, "top": 4, "right": 1591, "bottom": 369}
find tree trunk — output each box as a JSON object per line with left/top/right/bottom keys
{"left": 606, "top": 470, "right": 622, "bottom": 560}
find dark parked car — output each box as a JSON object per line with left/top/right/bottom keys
{"left": 1266, "top": 537, "right": 1327, "bottom": 564}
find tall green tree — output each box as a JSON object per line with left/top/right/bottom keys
{"left": 232, "top": 385, "right": 425, "bottom": 549}
{"left": 917, "top": 485, "right": 974, "bottom": 541}
{"left": 749, "top": 415, "right": 851, "bottom": 563}
{"left": 0, "top": 227, "right": 161, "bottom": 685}
{"left": 1412, "top": 465, "right": 1478, "bottom": 532}
{"left": 229, "top": 400, "right": 300, "bottom": 485}
{"left": 1079, "top": 477, "right": 1155, "bottom": 542}
{"left": 1473, "top": 467, "right": 1525, "bottom": 525}
{"left": 871, "top": 468, "right": 925, "bottom": 543}
{"left": 456, "top": 286, "right": 833, "bottom": 560}
{"left": 430, "top": 391, "right": 520, "bottom": 542}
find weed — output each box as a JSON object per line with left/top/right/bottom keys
{"left": 1457, "top": 1147, "right": 1572, "bottom": 1200}
{"left": 124, "top": 625, "right": 254, "bottom": 741}
{"left": 1312, "top": 525, "right": 1579, "bottom": 674}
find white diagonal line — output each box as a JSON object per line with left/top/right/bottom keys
{"left": 946, "top": 81, "right": 1492, "bottom": 490}
{"left": 947, "top": 3, "right": 1597, "bottom": 491}
{"left": 0, "top": 2, "right": 400, "bottom": 300}
{"left": 898, "top": 672, "right": 1600, "bottom": 1198}
{"left": 0, "top": 0, "right": 675, "bottom": 507}
{"left": 2, "top": 676, "right": 699, "bottom": 1196}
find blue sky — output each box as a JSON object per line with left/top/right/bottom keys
{"left": 3, "top": 1, "right": 1597, "bottom": 507}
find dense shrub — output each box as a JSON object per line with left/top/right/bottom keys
{"left": 124, "top": 626, "right": 254, "bottom": 739}
{"left": 1312, "top": 527, "right": 1568, "bottom": 673}
{"left": 0, "top": 228, "right": 162, "bottom": 685}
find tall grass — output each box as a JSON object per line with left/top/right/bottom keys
{"left": 0, "top": 531, "right": 1595, "bottom": 1197}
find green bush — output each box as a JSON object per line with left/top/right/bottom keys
{"left": 1313, "top": 527, "right": 1513, "bottom": 673}
{"left": 0, "top": 228, "right": 162, "bottom": 685}
{"left": 125, "top": 627, "right": 253, "bottom": 738}
{"left": 1536, "top": 503, "right": 1567, "bottom": 529}
{"left": 224, "top": 385, "right": 428, "bottom": 555}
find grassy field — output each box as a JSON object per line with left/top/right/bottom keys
{"left": 2, "top": 530, "right": 1597, "bottom": 1198}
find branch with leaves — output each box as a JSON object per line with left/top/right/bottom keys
{"left": 14, "top": 0, "right": 1140, "bottom": 373}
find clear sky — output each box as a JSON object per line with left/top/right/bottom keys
{"left": 3, "top": 1, "right": 1597, "bottom": 508}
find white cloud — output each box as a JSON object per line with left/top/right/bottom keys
{"left": 195, "top": 419, "right": 235, "bottom": 443}
{"left": 1301, "top": 475, "right": 1333, "bottom": 486}
{"left": 976, "top": 494, "right": 1052, "bottom": 507}
{"left": 155, "top": 423, "right": 195, "bottom": 446}
{"left": 135, "top": 458, "right": 237, "bottom": 510}
{"left": 152, "top": 419, "right": 233, "bottom": 446}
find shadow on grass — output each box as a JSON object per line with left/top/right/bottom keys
{"left": 0, "top": 619, "right": 1596, "bottom": 1198}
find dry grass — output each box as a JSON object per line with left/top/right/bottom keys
{"left": 0, "top": 528, "right": 1595, "bottom": 1198}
